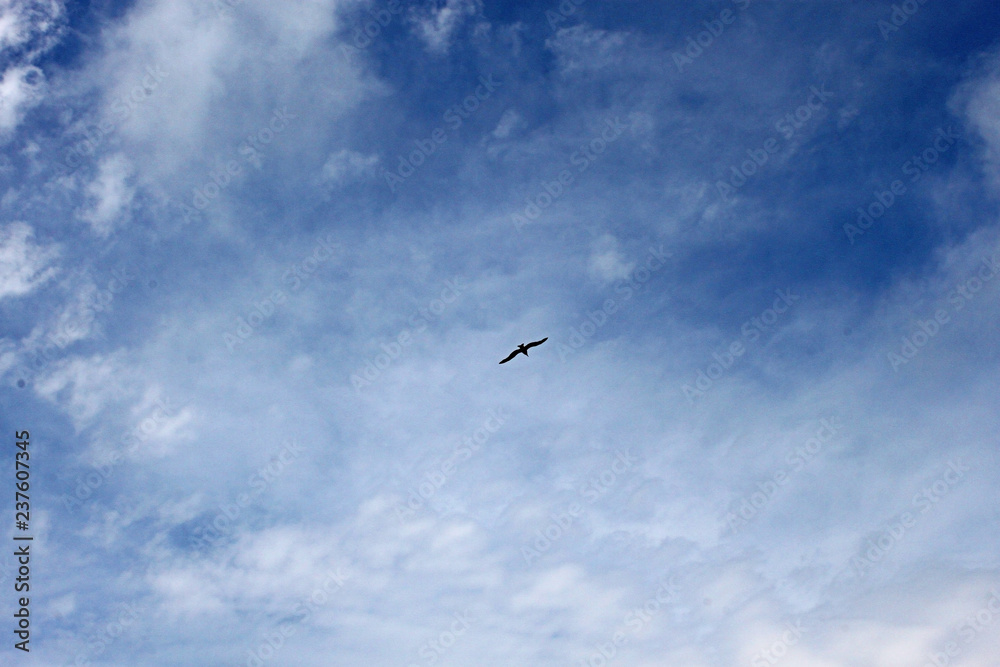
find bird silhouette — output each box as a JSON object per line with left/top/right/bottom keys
{"left": 499, "top": 337, "right": 548, "bottom": 364}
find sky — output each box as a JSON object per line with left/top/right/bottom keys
{"left": 1, "top": 0, "right": 1000, "bottom": 665}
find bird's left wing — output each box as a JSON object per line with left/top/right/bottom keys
{"left": 499, "top": 349, "right": 519, "bottom": 364}
{"left": 525, "top": 337, "right": 548, "bottom": 349}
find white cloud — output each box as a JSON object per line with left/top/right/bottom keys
{"left": 0, "top": 221, "right": 58, "bottom": 299}
{"left": 0, "top": 64, "right": 45, "bottom": 137}
{"left": 410, "top": 0, "right": 481, "bottom": 55}
{"left": 960, "top": 49, "right": 1000, "bottom": 192}
{"left": 491, "top": 109, "right": 522, "bottom": 139}
{"left": 33, "top": 353, "right": 129, "bottom": 427}
{"left": 0, "top": 0, "right": 64, "bottom": 138}
{"left": 61, "top": 0, "right": 377, "bottom": 211}
{"left": 149, "top": 525, "right": 351, "bottom": 620}
{"left": 588, "top": 234, "right": 634, "bottom": 284}
{"left": 78, "top": 154, "right": 134, "bottom": 236}
{"left": 0, "top": 0, "right": 64, "bottom": 54}
{"left": 320, "top": 148, "right": 379, "bottom": 184}
{"left": 545, "top": 25, "right": 627, "bottom": 76}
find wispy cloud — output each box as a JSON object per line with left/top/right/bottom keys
{"left": 1, "top": 0, "right": 999, "bottom": 665}
{"left": 409, "top": 0, "right": 481, "bottom": 55}
{"left": 0, "top": 221, "right": 58, "bottom": 299}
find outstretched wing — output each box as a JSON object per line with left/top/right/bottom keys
{"left": 499, "top": 349, "right": 520, "bottom": 364}
{"left": 524, "top": 337, "right": 548, "bottom": 350}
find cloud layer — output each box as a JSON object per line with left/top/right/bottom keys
{"left": 1, "top": 0, "right": 999, "bottom": 665}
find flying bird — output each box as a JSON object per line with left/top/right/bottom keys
{"left": 499, "top": 337, "right": 548, "bottom": 364}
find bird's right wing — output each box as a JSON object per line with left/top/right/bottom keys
{"left": 525, "top": 337, "right": 548, "bottom": 349}
{"left": 499, "top": 350, "right": 518, "bottom": 364}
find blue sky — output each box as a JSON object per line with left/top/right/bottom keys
{"left": 1, "top": 0, "right": 1000, "bottom": 665}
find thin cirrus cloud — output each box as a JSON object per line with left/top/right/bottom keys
{"left": 0, "top": 0, "right": 998, "bottom": 665}
{"left": 0, "top": 221, "right": 58, "bottom": 300}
